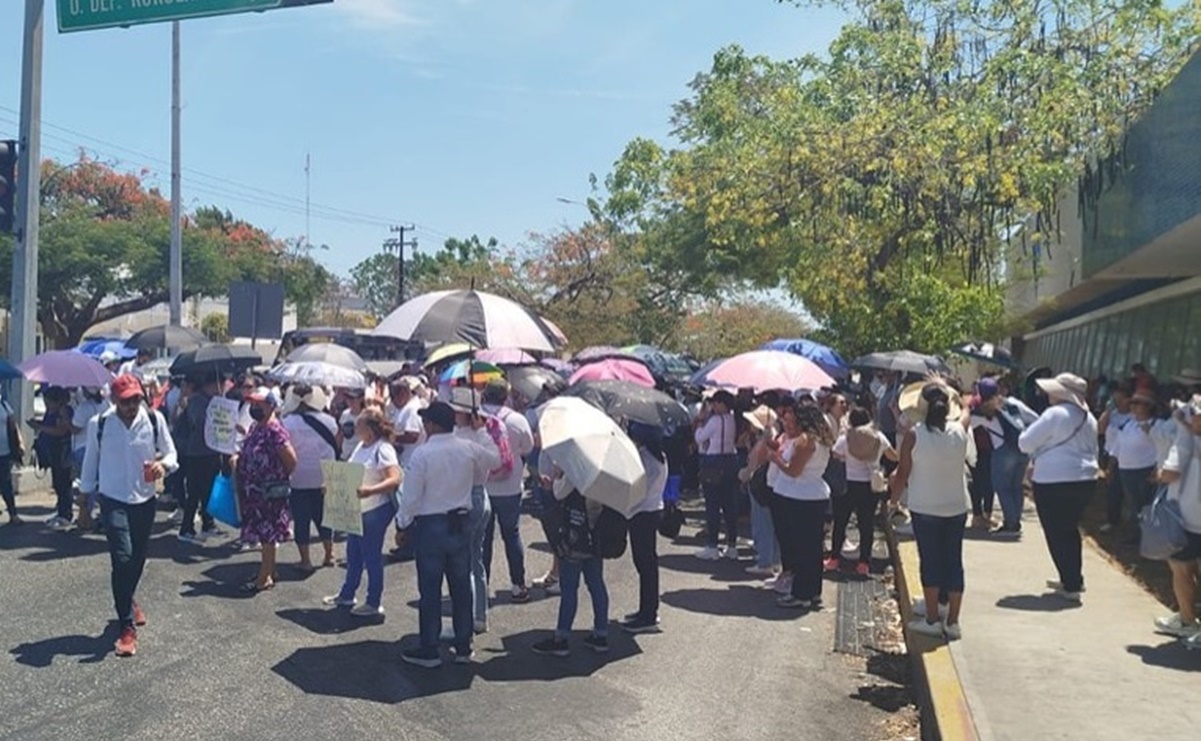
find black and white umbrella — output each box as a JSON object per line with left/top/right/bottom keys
{"left": 268, "top": 361, "right": 367, "bottom": 389}
{"left": 373, "top": 289, "right": 559, "bottom": 352}
{"left": 125, "top": 325, "right": 210, "bottom": 353}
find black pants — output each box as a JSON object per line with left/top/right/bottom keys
{"left": 770, "top": 494, "right": 827, "bottom": 601}
{"left": 100, "top": 496, "right": 157, "bottom": 629}
{"left": 701, "top": 456, "right": 740, "bottom": 548}
{"left": 1033, "top": 481, "right": 1095, "bottom": 593}
{"left": 628, "top": 511, "right": 661, "bottom": 621}
{"left": 0, "top": 455, "right": 15, "bottom": 516}
{"left": 831, "top": 481, "right": 877, "bottom": 564}
{"left": 181, "top": 455, "right": 221, "bottom": 535}
{"left": 51, "top": 460, "right": 73, "bottom": 520}
{"left": 969, "top": 451, "right": 994, "bottom": 517}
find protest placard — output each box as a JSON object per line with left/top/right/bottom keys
{"left": 321, "top": 460, "right": 366, "bottom": 536}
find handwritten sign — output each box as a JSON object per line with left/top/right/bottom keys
{"left": 321, "top": 461, "right": 366, "bottom": 536}
{"left": 204, "top": 397, "right": 241, "bottom": 455}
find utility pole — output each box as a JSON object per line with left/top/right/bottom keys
{"left": 383, "top": 225, "right": 417, "bottom": 309}
{"left": 9, "top": 0, "right": 44, "bottom": 425}
{"left": 168, "top": 20, "right": 183, "bottom": 327}
{"left": 304, "top": 153, "right": 310, "bottom": 250}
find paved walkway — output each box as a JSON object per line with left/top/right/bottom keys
{"left": 897, "top": 501, "right": 1201, "bottom": 741}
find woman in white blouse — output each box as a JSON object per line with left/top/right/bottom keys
{"left": 694, "top": 390, "right": 740, "bottom": 561}
{"left": 1018, "top": 373, "right": 1099, "bottom": 603}
{"left": 1153, "top": 403, "right": 1201, "bottom": 642}
{"left": 1104, "top": 390, "right": 1161, "bottom": 533}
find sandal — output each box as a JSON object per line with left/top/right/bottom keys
{"left": 241, "top": 579, "right": 275, "bottom": 594}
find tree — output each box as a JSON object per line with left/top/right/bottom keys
{"left": 0, "top": 156, "right": 333, "bottom": 347}
{"left": 200, "top": 313, "right": 231, "bottom": 343}
{"left": 601, "top": 0, "right": 1198, "bottom": 355}
{"left": 350, "top": 252, "right": 402, "bottom": 319}
{"left": 675, "top": 298, "right": 811, "bottom": 360}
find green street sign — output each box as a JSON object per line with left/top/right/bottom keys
{"left": 57, "top": 0, "right": 282, "bottom": 33}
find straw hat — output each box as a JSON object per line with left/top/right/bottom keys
{"left": 1035, "top": 373, "right": 1088, "bottom": 408}
{"left": 742, "top": 405, "right": 778, "bottom": 433}
{"left": 899, "top": 381, "right": 963, "bottom": 425}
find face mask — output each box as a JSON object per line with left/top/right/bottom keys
{"left": 249, "top": 407, "right": 268, "bottom": 422}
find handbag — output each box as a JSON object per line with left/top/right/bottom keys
{"left": 658, "top": 503, "right": 685, "bottom": 539}
{"left": 261, "top": 480, "right": 292, "bottom": 500}
{"left": 206, "top": 472, "right": 241, "bottom": 528}
{"left": 748, "top": 463, "right": 773, "bottom": 506}
{"left": 1140, "top": 485, "right": 1188, "bottom": 560}
{"left": 870, "top": 468, "right": 889, "bottom": 494}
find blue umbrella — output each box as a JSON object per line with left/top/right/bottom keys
{"left": 0, "top": 359, "right": 23, "bottom": 381}
{"left": 761, "top": 338, "right": 850, "bottom": 379}
{"left": 75, "top": 338, "right": 137, "bottom": 361}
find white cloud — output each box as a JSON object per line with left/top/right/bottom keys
{"left": 335, "top": 0, "right": 425, "bottom": 29}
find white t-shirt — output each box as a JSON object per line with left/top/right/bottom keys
{"left": 1108, "top": 418, "right": 1159, "bottom": 471}
{"left": 349, "top": 439, "right": 400, "bottom": 513}
{"left": 339, "top": 408, "right": 362, "bottom": 453}
{"left": 769, "top": 438, "right": 831, "bottom": 501}
{"left": 282, "top": 412, "right": 339, "bottom": 490}
{"left": 907, "top": 425, "right": 974, "bottom": 517}
{"left": 72, "top": 397, "right": 110, "bottom": 452}
{"left": 630, "top": 448, "right": 668, "bottom": 516}
{"left": 833, "top": 430, "right": 893, "bottom": 483}
{"left": 389, "top": 398, "right": 426, "bottom": 469}
{"left": 1164, "top": 429, "right": 1201, "bottom": 534}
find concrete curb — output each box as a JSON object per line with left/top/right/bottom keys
{"left": 886, "top": 524, "right": 980, "bottom": 741}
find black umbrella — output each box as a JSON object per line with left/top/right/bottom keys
{"left": 170, "top": 345, "right": 262, "bottom": 379}
{"left": 507, "top": 365, "right": 566, "bottom": 403}
{"left": 950, "top": 341, "right": 1017, "bottom": 370}
{"left": 125, "top": 325, "right": 210, "bottom": 353}
{"left": 851, "top": 350, "right": 951, "bottom": 376}
{"left": 562, "top": 379, "right": 691, "bottom": 430}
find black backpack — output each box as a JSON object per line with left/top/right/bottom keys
{"left": 554, "top": 491, "right": 596, "bottom": 561}
{"left": 594, "top": 506, "right": 628, "bottom": 560}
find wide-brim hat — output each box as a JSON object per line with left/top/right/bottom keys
{"left": 1035, "top": 373, "right": 1088, "bottom": 408}
{"left": 742, "top": 405, "right": 778, "bottom": 432}
{"left": 1174, "top": 368, "right": 1201, "bottom": 387}
{"left": 899, "top": 381, "right": 963, "bottom": 425}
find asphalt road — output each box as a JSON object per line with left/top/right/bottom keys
{"left": 0, "top": 491, "right": 895, "bottom": 741}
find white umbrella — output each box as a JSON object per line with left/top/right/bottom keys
{"left": 539, "top": 396, "right": 646, "bottom": 516}
{"left": 373, "top": 289, "right": 559, "bottom": 352}
{"left": 267, "top": 361, "right": 367, "bottom": 389}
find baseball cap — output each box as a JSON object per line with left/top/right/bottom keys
{"left": 419, "top": 401, "right": 456, "bottom": 431}
{"left": 977, "top": 377, "right": 1000, "bottom": 401}
{"left": 111, "top": 374, "right": 144, "bottom": 402}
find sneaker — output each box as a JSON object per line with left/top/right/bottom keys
{"left": 583, "top": 635, "right": 610, "bottom": 653}
{"left": 321, "top": 594, "right": 356, "bottom": 607}
{"left": 1053, "top": 589, "right": 1083, "bottom": 604}
{"left": 510, "top": 585, "right": 531, "bottom": 604}
{"left": 177, "top": 532, "right": 201, "bottom": 544}
{"left": 200, "top": 525, "right": 222, "bottom": 539}
{"left": 771, "top": 575, "right": 794, "bottom": 595}
{"left": 532, "top": 573, "right": 559, "bottom": 590}
{"left": 1187, "top": 632, "right": 1201, "bottom": 651}
{"left": 944, "top": 622, "right": 963, "bottom": 641}
{"left": 823, "top": 557, "right": 841, "bottom": 573}
{"left": 452, "top": 647, "right": 474, "bottom": 665}
{"left": 545, "top": 581, "right": 561, "bottom": 596}
{"left": 723, "top": 545, "right": 740, "bottom": 561}
{"left": 132, "top": 602, "right": 147, "bottom": 627}
{"left": 169, "top": 509, "right": 184, "bottom": 525}
{"left": 531, "top": 637, "right": 570, "bottom": 657}
{"left": 46, "top": 516, "right": 72, "bottom": 531}
{"left": 114, "top": 626, "right": 138, "bottom": 657}
{"left": 855, "top": 562, "right": 871, "bottom": 577}
{"left": 906, "top": 618, "right": 945, "bottom": 639}
{"left": 621, "top": 616, "right": 662, "bottom": 634}
{"left": 777, "top": 595, "right": 809, "bottom": 609}
{"left": 990, "top": 525, "right": 1022, "bottom": 539}
{"left": 1154, "top": 613, "right": 1201, "bottom": 638}
{"left": 745, "top": 565, "right": 777, "bottom": 577}
{"left": 1045, "top": 580, "right": 1087, "bottom": 594}
{"left": 400, "top": 648, "right": 442, "bottom": 669}
{"left": 695, "top": 546, "right": 722, "bottom": 561}
{"left": 911, "top": 598, "right": 946, "bottom": 619}
{"left": 350, "top": 604, "right": 384, "bottom": 618}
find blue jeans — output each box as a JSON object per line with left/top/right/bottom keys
{"left": 338, "top": 502, "right": 395, "bottom": 609}
{"left": 484, "top": 494, "right": 526, "bottom": 588}
{"left": 556, "top": 556, "right": 608, "bottom": 639}
{"left": 412, "top": 513, "right": 473, "bottom": 654}
{"left": 991, "top": 446, "right": 1028, "bottom": 529}
{"left": 701, "top": 455, "right": 740, "bottom": 548}
{"left": 911, "top": 512, "right": 967, "bottom": 593}
{"left": 467, "top": 485, "right": 492, "bottom": 625}
{"left": 749, "top": 495, "right": 779, "bottom": 568}
{"left": 290, "top": 487, "right": 332, "bottom": 545}
{"left": 1113, "top": 467, "right": 1155, "bottom": 526}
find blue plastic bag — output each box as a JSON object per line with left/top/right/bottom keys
{"left": 206, "top": 473, "right": 241, "bottom": 528}
{"left": 1140, "top": 486, "right": 1187, "bottom": 561}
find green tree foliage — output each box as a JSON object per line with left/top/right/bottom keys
{"left": 200, "top": 313, "right": 231, "bottom": 344}
{"left": 0, "top": 157, "right": 331, "bottom": 347}
{"left": 602, "top": 0, "right": 1198, "bottom": 356}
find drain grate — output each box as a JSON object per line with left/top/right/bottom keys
{"left": 833, "top": 535, "right": 892, "bottom": 657}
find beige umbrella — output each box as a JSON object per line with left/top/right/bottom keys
{"left": 539, "top": 397, "right": 646, "bottom": 516}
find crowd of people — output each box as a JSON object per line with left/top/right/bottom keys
{"left": 4, "top": 350, "right": 1201, "bottom": 661}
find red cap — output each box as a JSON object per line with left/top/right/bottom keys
{"left": 111, "top": 374, "right": 144, "bottom": 402}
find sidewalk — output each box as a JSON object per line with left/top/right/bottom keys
{"left": 895, "top": 503, "right": 1201, "bottom": 741}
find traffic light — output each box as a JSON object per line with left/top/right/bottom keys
{"left": 0, "top": 140, "right": 15, "bottom": 235}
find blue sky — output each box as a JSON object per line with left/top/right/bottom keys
{"left": 0, "top": 0, "right": 845, "bottom": 278}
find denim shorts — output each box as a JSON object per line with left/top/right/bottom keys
{"left": 1172, "top": 530, "right": 1201, "bottom": 562}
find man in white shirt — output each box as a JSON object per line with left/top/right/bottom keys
{"left": 694, "top": 389, "right": 739, "bottom": 560}
{"left": 118, "top": 348, "right": 153, "bottom": 382}
{"left": 480, "top": 379, "right": 536, "bottom": 603}
{"left": 396, "top": 401, "right": 500, "bottom": 669}
{"left": 388, "top": 377, "right": 426, "bottom": 470}
{"left": 80, "top": 374, "right": 178, "bottom": 658}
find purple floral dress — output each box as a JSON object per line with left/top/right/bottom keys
{"left": 237, "top": 419, "right": 292, "bottom": 545}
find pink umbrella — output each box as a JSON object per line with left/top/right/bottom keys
{"left": 569, "top": 358, "right": 656, "bottom": 388}
{"left": 478, "top": 347, "right": 538, "bottom": 366}
{"left": 19, "top": 350, "right": 113, "bottom": 388}
{"left": 696, "top": 350, "right": 835, "bottom": 393}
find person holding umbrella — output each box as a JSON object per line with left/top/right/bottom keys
{"left": 621, "top": 422, "right": 669, "bottom": 634}
{"left": 30, "top": 387, "right": 76, "bottom": 530}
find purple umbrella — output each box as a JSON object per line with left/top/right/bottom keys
{"left": 572, "top": 346, "right": 647, "bottom": 366}
{"left": 19, "top": 350, "right": 113, "bottom": 388}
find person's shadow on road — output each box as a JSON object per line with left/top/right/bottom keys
{"left": 272, "top": 638, "right": 473, "bottom": 703}
{"left": 1126, "top": 641, "right": 1201, "bottom": 672}
{"left": 10, "top": 623, "right": 120, "bottom": 667}
{"left": 276, "top": 607, "right": 381, "bottom": 635}
{"left": 661, "top": 585, "right": 813, "bottom": 621}
{"left": 995, "top": 594, "right": 1083, "bottom": 612}
{"left": 473, "top": 629, "right": 643, "bottom": 683}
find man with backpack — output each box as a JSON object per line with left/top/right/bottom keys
{"left": 480, "top": 379, "right": 535, "bottom": 603}
{"left": 972, "top": 378, "right": 1039, "bottom": 537}
{"left": 79, "top": 374, "right": 178, "bottom": 657}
